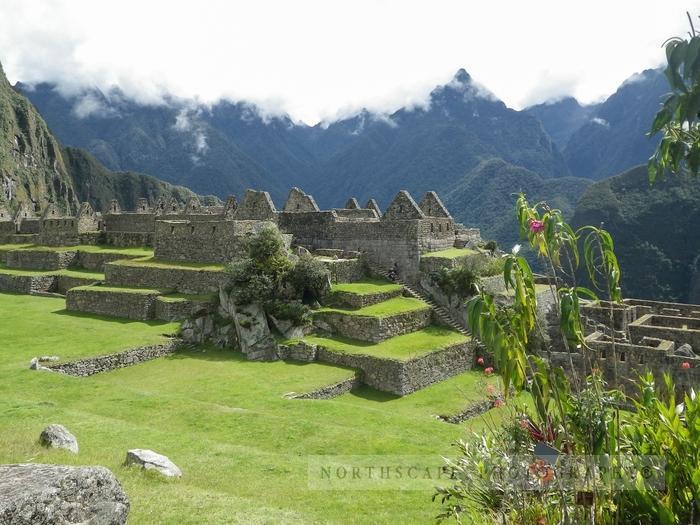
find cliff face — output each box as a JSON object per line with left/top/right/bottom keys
{"left": 0, "top": 62, "right": 201, "bottom": 215}
{"left": 0, "top": 62, "right": 78, "bottom": 213}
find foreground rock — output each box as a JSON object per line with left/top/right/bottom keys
{"left": 0, "top": 463, "right": 129, "bottom": 524}
{"left": 125, "top": 449, "right": 182, "bottom": 478}
{"left": 39, "top": 424, "right": 79, "bottom": 454}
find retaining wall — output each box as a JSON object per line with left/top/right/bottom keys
{"left": 104, "top": 263, "right": 227, "bottom": 294}
{"left": 66, "top": 288, "right": 162, "bottom": 320}
{"left": 48, "top": 340, "right": 181, "bottom": 376}
{"left": 6, "top": 250, "right": 77, "bottom": 270}
{"left": 313, "top": 307, "right": 432, "bottom": 342}
{"left": 0, "top": 274, "right": 55, "bottom": 294}
{"left": 315, "top": 341, "right": 473, "bottom": 395}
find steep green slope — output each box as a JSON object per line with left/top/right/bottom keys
{"left": 572, "top": 165, "right": 700, "bottom": 302}
{"left": 525, "top": 97, "right": 600, "bottom": 149}
{"left": 0, "top": 62, "right": 77, "bottom": 212}
{"left": 563, "top": 69, "right": 668, "bottom": 180}
{"left": 445, "top": 158, "right": 591, "bottom": 251}
{"left": 0, "top": 62, "right": 200, "bottom": 213}
{"left": 63, "top": 147, "right": 200, "bottom": 211}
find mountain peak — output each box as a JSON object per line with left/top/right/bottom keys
{"left": 452, "top": 68, "right": 472, "bottom": 85}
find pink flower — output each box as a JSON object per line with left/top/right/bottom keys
{"left": 592, "top": 367, "right": 600, "bottom": 375}
{"left": 681, "top": 361, "right": 691, "bottom": 370}
{"left": 484, "top": 367, "right": 494, "bottom": 376}
{"left": 476, "top": 357, "right": 485, "bottom": 366}
{"left": 529, "top": 219, "right": 545, "bottom": 234}
{"left": 492, "top": 399, "right": 504, "bottom": 408}
{"left": 520, "top": 419, "right": 530, "bottom": 430}
{"left": 485, "top": 383, "right": 496, "bottom": 396}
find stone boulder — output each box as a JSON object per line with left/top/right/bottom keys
{"left": 268, "top": 314, "right": 305, "bottom": 340}
{"left": 125, "top": 449, "right": 182, "bottom": 478}
{"left": 0, "top": 463, "right": 129, "bottom": 524}
{"left": 675, "top": 343, "right": 696, "bottom": 358}
{"left": 39, "top": 424, "right": 79, "bottom": 454}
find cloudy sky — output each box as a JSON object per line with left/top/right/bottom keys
{"left": 0, "top": 0, "right": 696, "bottom": 124}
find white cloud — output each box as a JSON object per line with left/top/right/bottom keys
{"left": 173, "top": 108, "right": 209, "bottom": 163}
{"left": 591, "top": 117, "right": 610, "bottom": 128}
{"left": 0, "top": 0, "right": 695, "bottom": 124}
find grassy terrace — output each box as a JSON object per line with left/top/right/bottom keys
{"left": 421, "top": 247, "right": 477, "bottom": 259}
{"left": 13, "top": 244, "right": 154, "bottom": 257}
{"left": 0, "top": 292, "right": 510, "bottom": 523}
{"left": 157, "top": 293, "right": 217, "bottom": 303}
{"left": 0, "top": 262, "right": 104, "bottom": 280}
{"left": 110, "top": 256, "right": 225, "bottom": 272}
{"left": 317, "top": 296, "right": 428, "bottom": 317}
{"left": 305, "top": 326, "right": 469, "bottom": 361}
{"left": 330, "top": 278, "right": 402, "bottom": 295}
{"left": 71, "top": 285, "right": 167, "bottom": 295}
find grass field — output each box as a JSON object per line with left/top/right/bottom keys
{"left": 317, "top": 296, "right": 429, "bottom": 318}
{"left": 0, "top": 263, "right": 104, "bottom": 280}
{"left": 421, "top": 248, "right": 477, "bottom": 259}
{"left": 330, "top": 278, "right": 402, "bottom": 295}
{"left": 9, "top": 244, "right": 154, "bottom": 256}
{"left": 110, "top": 256, "right": 226, "bottom": 272}
{"left": 0, "top": 292, "right": 513, "bottom": 524}
{"left": 306, "top": 326, "right": 469, "bottom": 361}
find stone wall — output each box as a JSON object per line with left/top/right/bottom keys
{"left": 17, "top": 218, "right": 40, "bottom": 234}
{"left": 105, "top": 262, "right": 227, "bottom": 294}
{"left": 48, "top": 340, "right": 181, "bottom": 376}
{"left": 313, "top": 307, "right": 432, "bottom": 343}
{"left": 315, "top": 341, "right": 473, "bottom": 395}
{"left": 320, "top": 258, "right": 366, "bottom": 284}
{"left": 550, "top": 332, "right": 700, "bottom": 395}
{"left": 66, "top": 288, "right": 162, "bottom": 320}
{"left": 154, "top": 297, "right": 214, "bottom": 322}
{"left": 103, "top": 213, "right": 156, "bottom": 233}
{"left": 325, "top": 288, "right": 402, "bottom": 309}
{"left": 0, "top": 274, "right": 54, "bottom": 294}
{"left": 629, "top": 314, "right": 700, "bottom": 350}
{"left": 103, "top": 231, "right": 154, "bottom": 247}
{"left": 154, "top": 219, "right": 274, "bottom": 263}
{"left": 289, "top": 375, "right": 361, "bottom": 399}
{"left": 55, "top": 274, "right": 103, "bottom": 294}
{"left": 6, "top": 250, "right": 77, "bottom": 270}
{"left": 76, "top": 251, "right": 142, "bottom": 272}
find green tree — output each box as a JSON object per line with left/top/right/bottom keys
{"left": 649, "top": 13, "right": 700, "bottom": 181}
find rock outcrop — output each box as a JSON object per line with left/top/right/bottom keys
{"left": 39, "top": 424, "right": 79, "bottom": 454}
{"left": 0, "top": 463, "right": 129, "bottom": 524}
{"left": 125, "top": 449, "right": 182, "bottom": 478}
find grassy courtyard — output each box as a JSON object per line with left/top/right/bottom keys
{"left": 0, "top": 292, "right": 510, "bottom": 524}
{"left": 317, "top": 296, "right": 429, "bottom": 317}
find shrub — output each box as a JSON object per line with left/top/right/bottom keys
{"left": 267, "top": 299, "right": 311, "bottom": 326}
{"left": 288, "top": 254, "right": 331, "bottom": 302}
{"left": 431, "top": 265, "right": 480, "bottom": 300}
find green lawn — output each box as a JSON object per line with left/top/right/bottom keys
{"left": 317, "top": 296, "right": 429, "bottom": 317}
{"left": 111, "top": 256, "right": 225, "bottom": 272}
{"left": 71, "top": 285, "right": 167, "bottom": 295}
{"left": 421, "top": 248, "right": 477, "bottom": 259}
{"left": 306, "top": 326, "right": 469, "bottom": 361}
{"left": 0, "top": 292, "right": 511, "bottom": 524}
{"left": 330, "top": 278, "right": 402, "bottom": 295}
{"left": 0, "top": 243, "right": 33, "bottom": 252}
{"left": 15, "top": 244, "right": 154, "bottom": 257}
{"left": 158, "top": 293, "right": 217, "bottom": 303}
{"left": 0, "top": 262, "right": 104, "bottom": 280}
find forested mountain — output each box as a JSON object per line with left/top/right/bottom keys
{"left": 525, "top": 97, "right": 600, "bottom": 149}
{"left": 572, "top": 165, "right": 700, "bottom": 303}
{"left": 19, "top": 69, "right": 569, "bottom": 207}
{"left": 563, "top": 69, "right": 669, "bottom": 180}
{"left": 526, "top": 69, "right": 668, "bottom": 180}
{"left": 0, "top": 62, "right": 197, "bottom": 214}
{"left": 445, "top": 158, "right": 591, "bottom": 252}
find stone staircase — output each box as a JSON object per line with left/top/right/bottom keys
{"left": 367, "top": 263, "right": 470, "bottom": 337}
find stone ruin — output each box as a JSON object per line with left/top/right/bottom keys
{"left": 1, "top": 187, "right": 481, "bottom": 282}
{"left": 543, "top": 297, "right": 700, "bottom": 394}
